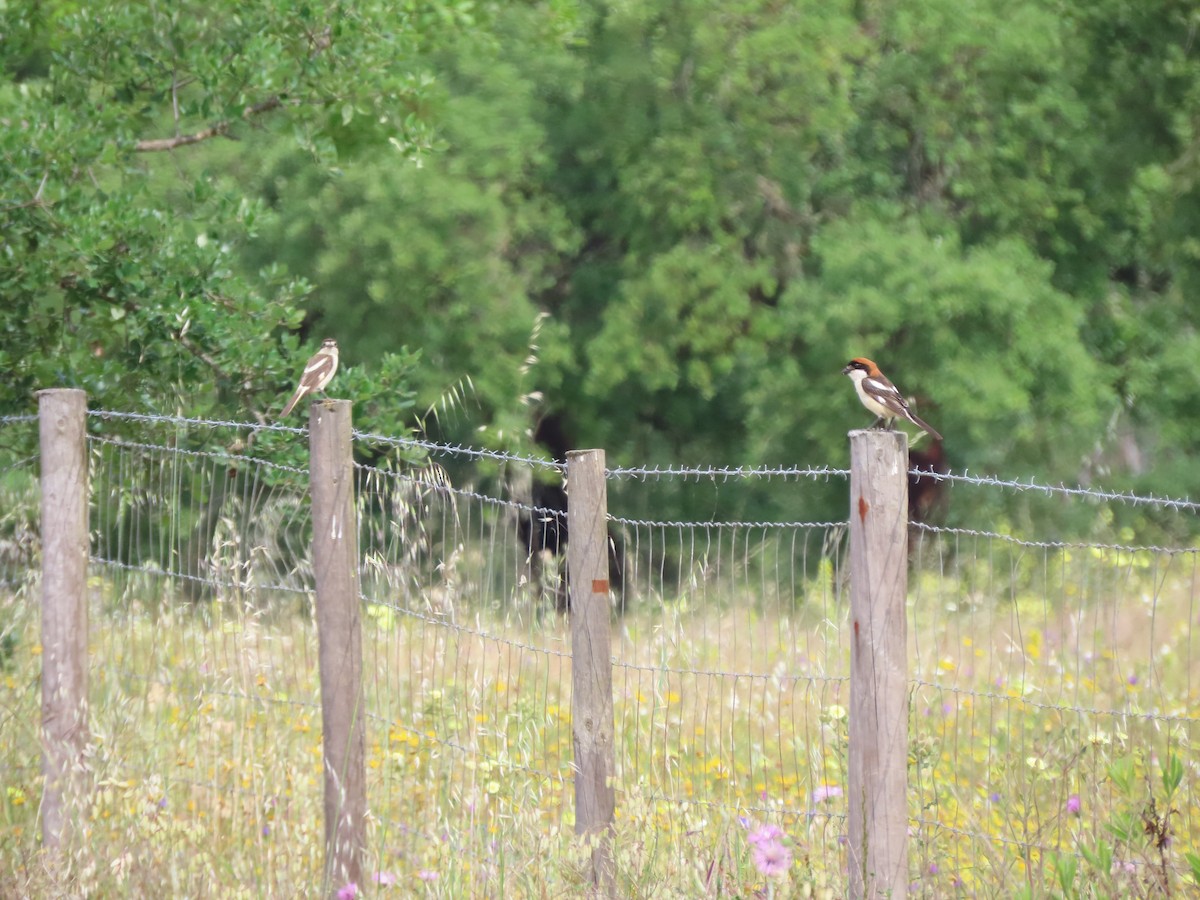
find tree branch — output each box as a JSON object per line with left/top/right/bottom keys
{"left": 134, "top": 96, "right": 284, "bottom": 152}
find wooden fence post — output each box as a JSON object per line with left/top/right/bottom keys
{"left": 37, "top": 388, "right": 90, "bottom": 851}
{"left": 309, "top": 400, "right": 366, "bottom": 896}
{"left": 847, "top": 429, "right": 909, "bottom": 899}
{"left": 567, "top": 449, "right": 616, "bottom": 894}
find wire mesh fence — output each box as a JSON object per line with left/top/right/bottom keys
{"left": 87, "top": 415, "right": 323, "bottom": 893}
{"left": 1, "top": 406, "right": 1198, "bottom": 896}
{"left": 905, "top": 492, "right": 1200, "bottom": 895}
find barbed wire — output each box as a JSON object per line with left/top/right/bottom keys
{"left": 88, "top": 408, "right": 305, "bottom": 435}
{"left": 0, "top": 414, "right": 37, "bottom": 425}
{"left": 611, "top": 515, "right": 847, "bottom": 531}
{"left": 913, "top": 521, "right": 1198, "bottom": 555}
{"left": 352, "top": 428, "right": 564, "bottom": 471}
{"left": 356, "top": 462, "right": 567, "bottom": 520}
{"left": 607, "top": 463, "right": 850, "bottom": 481}
{"left": 73, "top": 408, "right": 1200, "bottom": 514}
{"left": 917, "top": 468, "right": 1200, "bottom": 513}
{"left": 90, "top": 434, "right": 309, "bottom": 477}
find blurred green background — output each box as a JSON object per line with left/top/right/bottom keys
{"left": 3, "top": 0, "right": 1199, "bottom": 529}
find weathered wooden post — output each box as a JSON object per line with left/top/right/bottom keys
{"left": 567, "top": 449, "right": 616, "bottom": 895}
{"left": 37, "top": 388, "right": 90, "bottom": 851}
{"left": 847, "top": 429, "right": 909, "bottom": 899}
{"left": 310, "top": 400, "right": 366, "bottom": 896}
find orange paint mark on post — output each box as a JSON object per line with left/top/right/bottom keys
{"left": 858, "top": 495, "right": 869, "bottom": 522}
{"left": 591, "top": 579, "right": 609, "bottom": 594}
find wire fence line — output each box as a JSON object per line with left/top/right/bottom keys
{"left": 1, "top": 405, "right": 1198, "bottom": 896}
{"left": 74, "top": 406, "right": 1200, "bottom": 507}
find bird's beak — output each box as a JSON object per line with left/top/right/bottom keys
{"left": 841, "top": 364, "right": 853, "bottom": 375}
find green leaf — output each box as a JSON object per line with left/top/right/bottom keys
{"left": 1108, "top": 756, "right": 1135, "bottom": 795}
{"left": 1080, "top": 840, "right": 1112, "bottom": 876}
{"left": 1053, "top": 852, "right": 1077, "bottom": 897}
{"left": 1186, "top": 851, "right": 1200, "bottom": 887}
{"left": 1105, "top": 811, "right": 1139, "bottom": 844}
{"left": 1161, "top": 753, "right": 1183, "bottom": 798}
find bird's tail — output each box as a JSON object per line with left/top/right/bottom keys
{"left": 906, "top": 411, "right": 942, "bottom": 443}
{"left": 279, "top": 389, "right": 305, "bottom": 419}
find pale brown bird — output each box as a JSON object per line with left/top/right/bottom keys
{"left": 280, "top": 339, "right": 339, "bottom": 418}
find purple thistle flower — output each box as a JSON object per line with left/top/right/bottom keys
{"left": 747, "top": 824, "right": 785, "bottom": 846}
{"left": 752, "top": 840, "right": 793, "bottom": 878}
{"left": 373, "top": 871, "right": 398, "bottom": 886}
{"left": 336, "top": 884, "right": 358, "bottom": 900}
{"left": 1066, "top": 794, "right": 1081, "bottom": 815}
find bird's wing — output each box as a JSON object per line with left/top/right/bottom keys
{"left": 862, "top": 375, "right": 907, "bottom": 411}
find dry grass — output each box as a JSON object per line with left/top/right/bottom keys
{"left": 2, "top": 535, "right": 1199, "bottom": 897}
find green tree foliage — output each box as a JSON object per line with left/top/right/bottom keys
{"left": 546, "top": 0, "right": 1198, "bottom": 510}
{"left": 530, "top": 1, "right": 1119, "bottom": 486}
{"left": 5, "top": 0, "right": 1200, "bottom": 523}
{"left": 0, "top": 0, "right": 487, "bottom": 431}
{"left": 235, "top": 7, "right": 584, "bottom": 454}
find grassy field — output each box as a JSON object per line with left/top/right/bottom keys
{"left": 2, "top": 530, "right": 1199, "bottom": 898}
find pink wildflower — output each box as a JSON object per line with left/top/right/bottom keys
{"left": 811, "top": 784, "right": 843, "bottom": 803}
{"left": 747, "top": 823, "right": 785, "bottom": 846}
{"left": 752, "top": 839, "right": 793, "bottom": 878}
